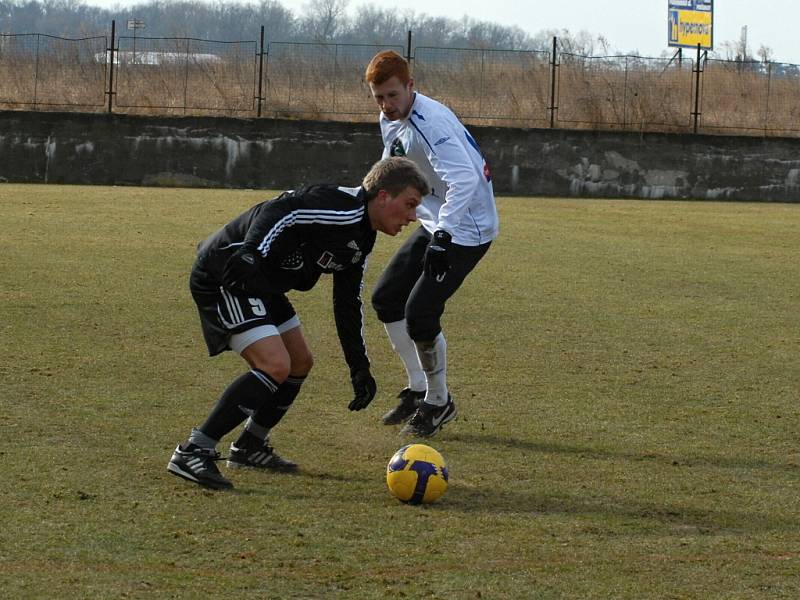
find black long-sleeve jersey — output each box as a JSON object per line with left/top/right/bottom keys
{"left": 194, "top": 185, "right": 376, "bottom": 375}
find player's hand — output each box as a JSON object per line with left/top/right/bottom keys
{"left": 423, "top": 230, "right": 452, "bottom": 280}
{"left": 222, "top": 246, "right": 260, "bottom": 290}
{"left": 349, "top": 368, "right": 377, "bottom": 411}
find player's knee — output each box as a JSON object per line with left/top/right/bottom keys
{"left": 268, "top": 360, "right": 291, "bottom": 384}
{"left": 370, "top": 285, "right": 385, "bottom": 312}
{"left": 406, "top": 315, "right": 441, "bottom": 342}
{"left": 290, "top": 348, "right": 314, "bottom": 377}
{"left": 371, "top": 287, "right": 403, "bottom": 324}
{"left": 248, "top": 353, "right": 291, "bottom": 384}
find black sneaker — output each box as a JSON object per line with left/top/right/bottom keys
{"left": 400, "top": 396, "right": 457, "bottom": 437}
{"left": 167, "top": 443, "right": 233, "bottom": 490}
{"left": 227, "top": 439, "right": 298, "bottom": 472}
{"left": 382, "top": 388, "right": 426, "bottom": 425}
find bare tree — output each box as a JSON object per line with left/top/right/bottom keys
{"left": 301, "top": 0, "right": 348, "bottom": 42}
{"left": 543, "top": 29, "right": 614, "bottom": 57}
{"left": 757, "top": 44, "right": 773, "bottom": 64}
{"left": 347, "top": 5, "right": 409, "bottom": 45}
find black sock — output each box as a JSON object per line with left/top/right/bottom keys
{"left": 255, "top": 374, "right": 306, "bottom": 428}
{"left": 199, "top": 369, "right": 279, "bottom": 442}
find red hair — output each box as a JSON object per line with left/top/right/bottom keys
{"left": 365, "top": 50, "right": 411, "bottom": 85}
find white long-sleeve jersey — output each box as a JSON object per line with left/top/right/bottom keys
{"left": 379, "top": 92, "right": 499, "bottom": 246}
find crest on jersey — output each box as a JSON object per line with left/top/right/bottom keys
{"left": 317, "top": 251, "right": 344, "bottom": 271}
{"left": 390, "top": 138, "right": 406, "bottom": 157}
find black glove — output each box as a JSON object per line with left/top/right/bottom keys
{"left": 423, "top": 230, "right": 452, "bottom": 280}
{"left": 349, "top": 368, "right": 377, "bottom": 411}
{"left": 222, "top": 246, "right": 261, "bottom": 290}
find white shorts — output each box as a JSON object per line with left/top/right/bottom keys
{"left": 229, "top": 315, "right": 302, "bottom": 354}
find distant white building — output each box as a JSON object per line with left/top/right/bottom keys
{"left": 94, "top": 50, "right": 222, "bottom": 66}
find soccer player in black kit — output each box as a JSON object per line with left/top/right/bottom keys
{"left": 167, "top": 157, "right": 429, "bottom": 490}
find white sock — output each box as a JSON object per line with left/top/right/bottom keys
{"left": 384, "top": 320, "right": 427, "bottom": 392}
{"left": 187, "top": 427, "right": 218, "bottom": 449}
{"left": 415, "top": 333, "right": 448, "bottom": 407}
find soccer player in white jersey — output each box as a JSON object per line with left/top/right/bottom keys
{"left": 167, "top": 157, "right": 429, "bottom": 489}
{"left": 365, "top": 50, "right": 500, "bottom": 437}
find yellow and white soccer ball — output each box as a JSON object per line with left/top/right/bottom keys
{"left": 386, "top": 444, "right": 448, "bottom": 504}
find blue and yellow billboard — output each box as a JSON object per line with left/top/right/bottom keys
{"left": 668, "top": 0, "right": 713, "bottom": 50}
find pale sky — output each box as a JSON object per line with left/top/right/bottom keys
{"left": 79, "top": 0, "right": 800, "bottom": 64}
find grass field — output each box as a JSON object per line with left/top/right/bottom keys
{"left": 1, "top": 185, "right": 799, "bottom": 599}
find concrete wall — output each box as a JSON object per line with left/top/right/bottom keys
{"left": 1, "top": 110, "right": 799, "bottom": 201}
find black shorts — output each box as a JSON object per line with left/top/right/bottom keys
{"left": 190, "top": 263, "right": 298, "bottom": 356}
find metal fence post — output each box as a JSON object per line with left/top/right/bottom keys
{"left": 622, "top": 55, "right": 629, "bottom": 127}
{"left": 33, "top": 34, "right": 40, "bottom": 109}
{"left": 257, "top": 25, "right": 264, "bottom": 117}
{"left": 478, "top": 49, "right": 485, "bottom": 117}
{"left": 764, "top": 61, "right": 772, "bottom": 135}
{"left": 549, "top": 36, "right": 557, "bottom": 128}
{"left": 107, "top": 20, "right": 116, "bottom": 113}
{"left": 692, "top": 42, "right": 702, "bottom": 133}
{"left": 333, "top": 43, "right": 339, "bottom": 113}
{"left": 183, "top": 37, "right": 190, "bottom": 114}
{"left": 406, "top": 30, "right": 412, "bottom": 64}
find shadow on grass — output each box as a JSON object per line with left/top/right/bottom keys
{"left": 447, "top": 431, "right": 800, "bottom": 473}
{"left": 441, "top": 482, "right": 800, "bottom": 534}
{"left": 161, "top": 464, "right": 799, "bottom": 535}
{"left": 436, "top": 431, "right": 800, "bottom": 533}
{"left": 220, "top": 467, "right": 375, "bottom": 497}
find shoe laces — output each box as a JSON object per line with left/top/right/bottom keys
{"left": 187, "top": 446, "right": 226, "bottom": 461}
{"left": 236, "top": 439, "right": 274, "bottom": 456}
{"left": 408, "top": 407, "right": 428, "bottom": 425}
{"left": 398, "top": 388, "right": 424, "bottom": 404}
{"left": 255, "top": 442, "right": 275, "bottom": 456}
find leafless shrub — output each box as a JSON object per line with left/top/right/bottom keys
{"left": 3, "top": 33, "right": 800, "bottom": 137}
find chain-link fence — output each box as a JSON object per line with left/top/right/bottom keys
{"left": 113, "top": 36, "right": 258, "bottom": 113}
{"left": 556, "top": 53, "right": 694, "bottom": 130}
{"left": 699, "top": 58, "right": 800, "bottom": 135}
{"left": 3, "top": 25, "right": 800, "bottom": 138}
{"left": 264, "top": 42, "right": 403, "bottom": 117}
{"left": 413, "top": 47, "right": 551, "bottom": 126}
{"left": 0, "top": 33, "right": 107, "bottom": 108}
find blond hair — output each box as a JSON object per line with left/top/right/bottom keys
{"left": 362, "top": 157, "right": 429, "bottom": 200}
